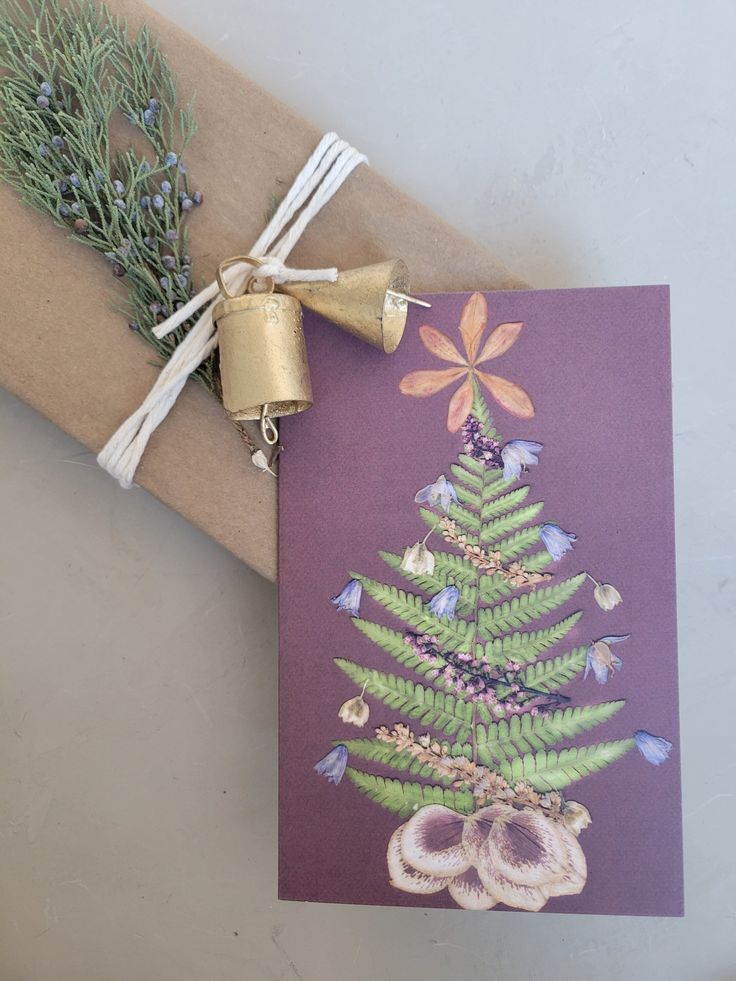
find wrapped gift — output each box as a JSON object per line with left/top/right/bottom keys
{"left": 0, "top": 0, "right": 524, "bottom": 581}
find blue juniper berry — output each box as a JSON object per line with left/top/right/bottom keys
{"left": 36, "top": 95, "right": 49, "bottom": 108}
{"left": 39, "top": 81, "right": 52, "bottom": 97}
{"left": 37, "top": 143, "right": 48, "bottom": 157}
{"left": 192, "top": 190, "right": 203, "bottom": 205}
{"left": 162, "top": 255, "right": 176, "bottom": 270}
{"left": 165, "top": 229, "right": 178, "bottom": 242}
{"left": 51, "top": 135, "right": 65, "bottom": 150}
{"left": 160, "top": 179, "right": 172, "bottom": 194}
{"left": 181, "top": 197, "right": 193, "bottom": 211}
{"left": 163, "top": 151, "right": 178, "bottom": 167}
{"left": 152, "top": 194, "right": 164, "bottom": 210}
{"left": 113, "top": 179, "right": 125, "bottom": 195}
{"left": 142, "top": 108, "right": 155, "bottom": 126}
{"left": 140, "top": 195, "right": 150, "bottom": 209}
{"left": 69, "top": 173, "right": 81, "bottom": 188}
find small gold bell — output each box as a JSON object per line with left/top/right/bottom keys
{"left": 213, "top": 256, "right": 313, "bottom": 433}
{"left": 279, "top": 259, "right": 428, "bottom": 354}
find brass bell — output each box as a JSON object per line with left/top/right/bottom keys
{"left": 279, "top": 259, "right": 429, "bottom": 354}
{"left": 213, "top": 256, "right": 313, "bottom": 435}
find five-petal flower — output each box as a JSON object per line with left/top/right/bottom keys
{"left": 399, "top": 292, "right": 535, "bottom": 431}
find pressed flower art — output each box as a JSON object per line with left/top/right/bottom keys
{"left": 279, "top": 287, "right": 682, "bottom": 915}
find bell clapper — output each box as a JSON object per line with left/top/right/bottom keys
{"left": 260, "top": 404, "right": 280, "bottom": 446}
{"left": 386, "top": 289, "right": 432, "bottom": 309}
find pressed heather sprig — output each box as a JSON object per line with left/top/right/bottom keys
{"left": 404, "top": 632, "right": 569, "bottom": 716}
{"left": 461, "top": 415, "right": 503, "bottom": 467}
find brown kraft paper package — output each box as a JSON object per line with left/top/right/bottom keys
{"left": 0, "top": 0, "right": 525, "bottom": 581}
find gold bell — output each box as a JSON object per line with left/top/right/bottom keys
{"left": 213, "top": 256, "right": 313, "bottom": 440}
{"left": 279, "top": 259, "right": 429, "bottom": 354}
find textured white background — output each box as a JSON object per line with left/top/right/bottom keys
{"left": 1, "top": 2, "right": 735, "bottom": 978}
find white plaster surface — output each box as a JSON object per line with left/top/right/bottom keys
{"left": 1, "top": 2, "right": 735, "bottom": 978}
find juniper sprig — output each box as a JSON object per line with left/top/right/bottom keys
{"left": 0, "top": 0, "right": 215, "bottom": 390}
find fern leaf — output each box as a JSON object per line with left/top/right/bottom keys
{"left": 334, "top": 659, "right": 475, "bottom": 740}
{"left": 450, "top": 463, "right": 483, "bottom": 490}
{"left": 478, "top": 574, "right": 585, "bottom": 637}
{"left": 345, "top": 768, "right": 475, "bottom": 817}
{"left": 454, "top": 482, "right": 482, "bottom": 509}
{"left": 480, "top": 472, "right": 515, "bottom": 501}
{"left": 522, "top": 647, "right": 589, "bottom": 692}
{"left": 480, "top": 503, "right": 544, "bottom": 545}
{"left": 480, "top": 485, "right": 531, "bottom": 521}
{"left": 475, "top": 700, "right": 626, "bottom": 764}
{"left": 419, "top": 507, "right": 479, "bottom": 543}
{"left": 470, "top": 379, "right": 497, "bottom": 438}
{"left": 356, "top": 576, "right": 472, "bottom": 651}
{"left": 497, "top": 739, "right": 636, "bottom": 791}
{"left": 493, "top": 524, "right": 543, "bottom": 560}
{"left": 433, "top": 551, "right": 480, "bottom": 586}
{"left": 338, "top": 738, "right": 454, "bottom": 782}
{"left": 378, "top": 552, "right": 477, "bottom": 615}
{"left": 482, "top": 612, "right": 583, "bottom": 665}
{"left": 458, "top": 453, "right": 486, "bottom": 475}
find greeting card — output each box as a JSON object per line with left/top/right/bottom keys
{"left": 279, "top": 286, "right": 682, "bottom": 915}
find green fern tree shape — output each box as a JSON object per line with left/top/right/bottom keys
{"left": 333, "top": 386, "right": 636, "bottom": 818}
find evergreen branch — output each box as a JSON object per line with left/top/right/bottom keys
{"left": 344, "top": 768, "right": 475, "bottom": 817}
{"left": 497, "top": 739, "right": 636, "bottom": 791}
{"left": 477, "top": 574, "right": 586, "bottom": 637}
{"left": 334, "top": 659, "right": 475, "bottom": 740}
{"left": 0, "top": 0, "right": 213, "bottom": 389}
{"left": 475, "top": 700, "right": 626, "bottom": 764}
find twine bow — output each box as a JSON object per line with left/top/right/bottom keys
{"left": 97, "top": 133, "right": 367, "bottom": 488}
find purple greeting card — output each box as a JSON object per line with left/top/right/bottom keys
{"left": 279, "top": 287, "right": 683, "bottom": 915}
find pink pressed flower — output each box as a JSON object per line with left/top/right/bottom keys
{"left": 387, "top": 803, "right": 587, "bottom": 912}
{"left": 399, "top": 292, "right": 535, "bottom": 431}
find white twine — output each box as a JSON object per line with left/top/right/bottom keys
{"left": 97, "top": 133, "right": 368, "bottom": 488}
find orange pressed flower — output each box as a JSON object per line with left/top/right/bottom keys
{"left": 399, "top": 292, "right": 535, "bottom": 431}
